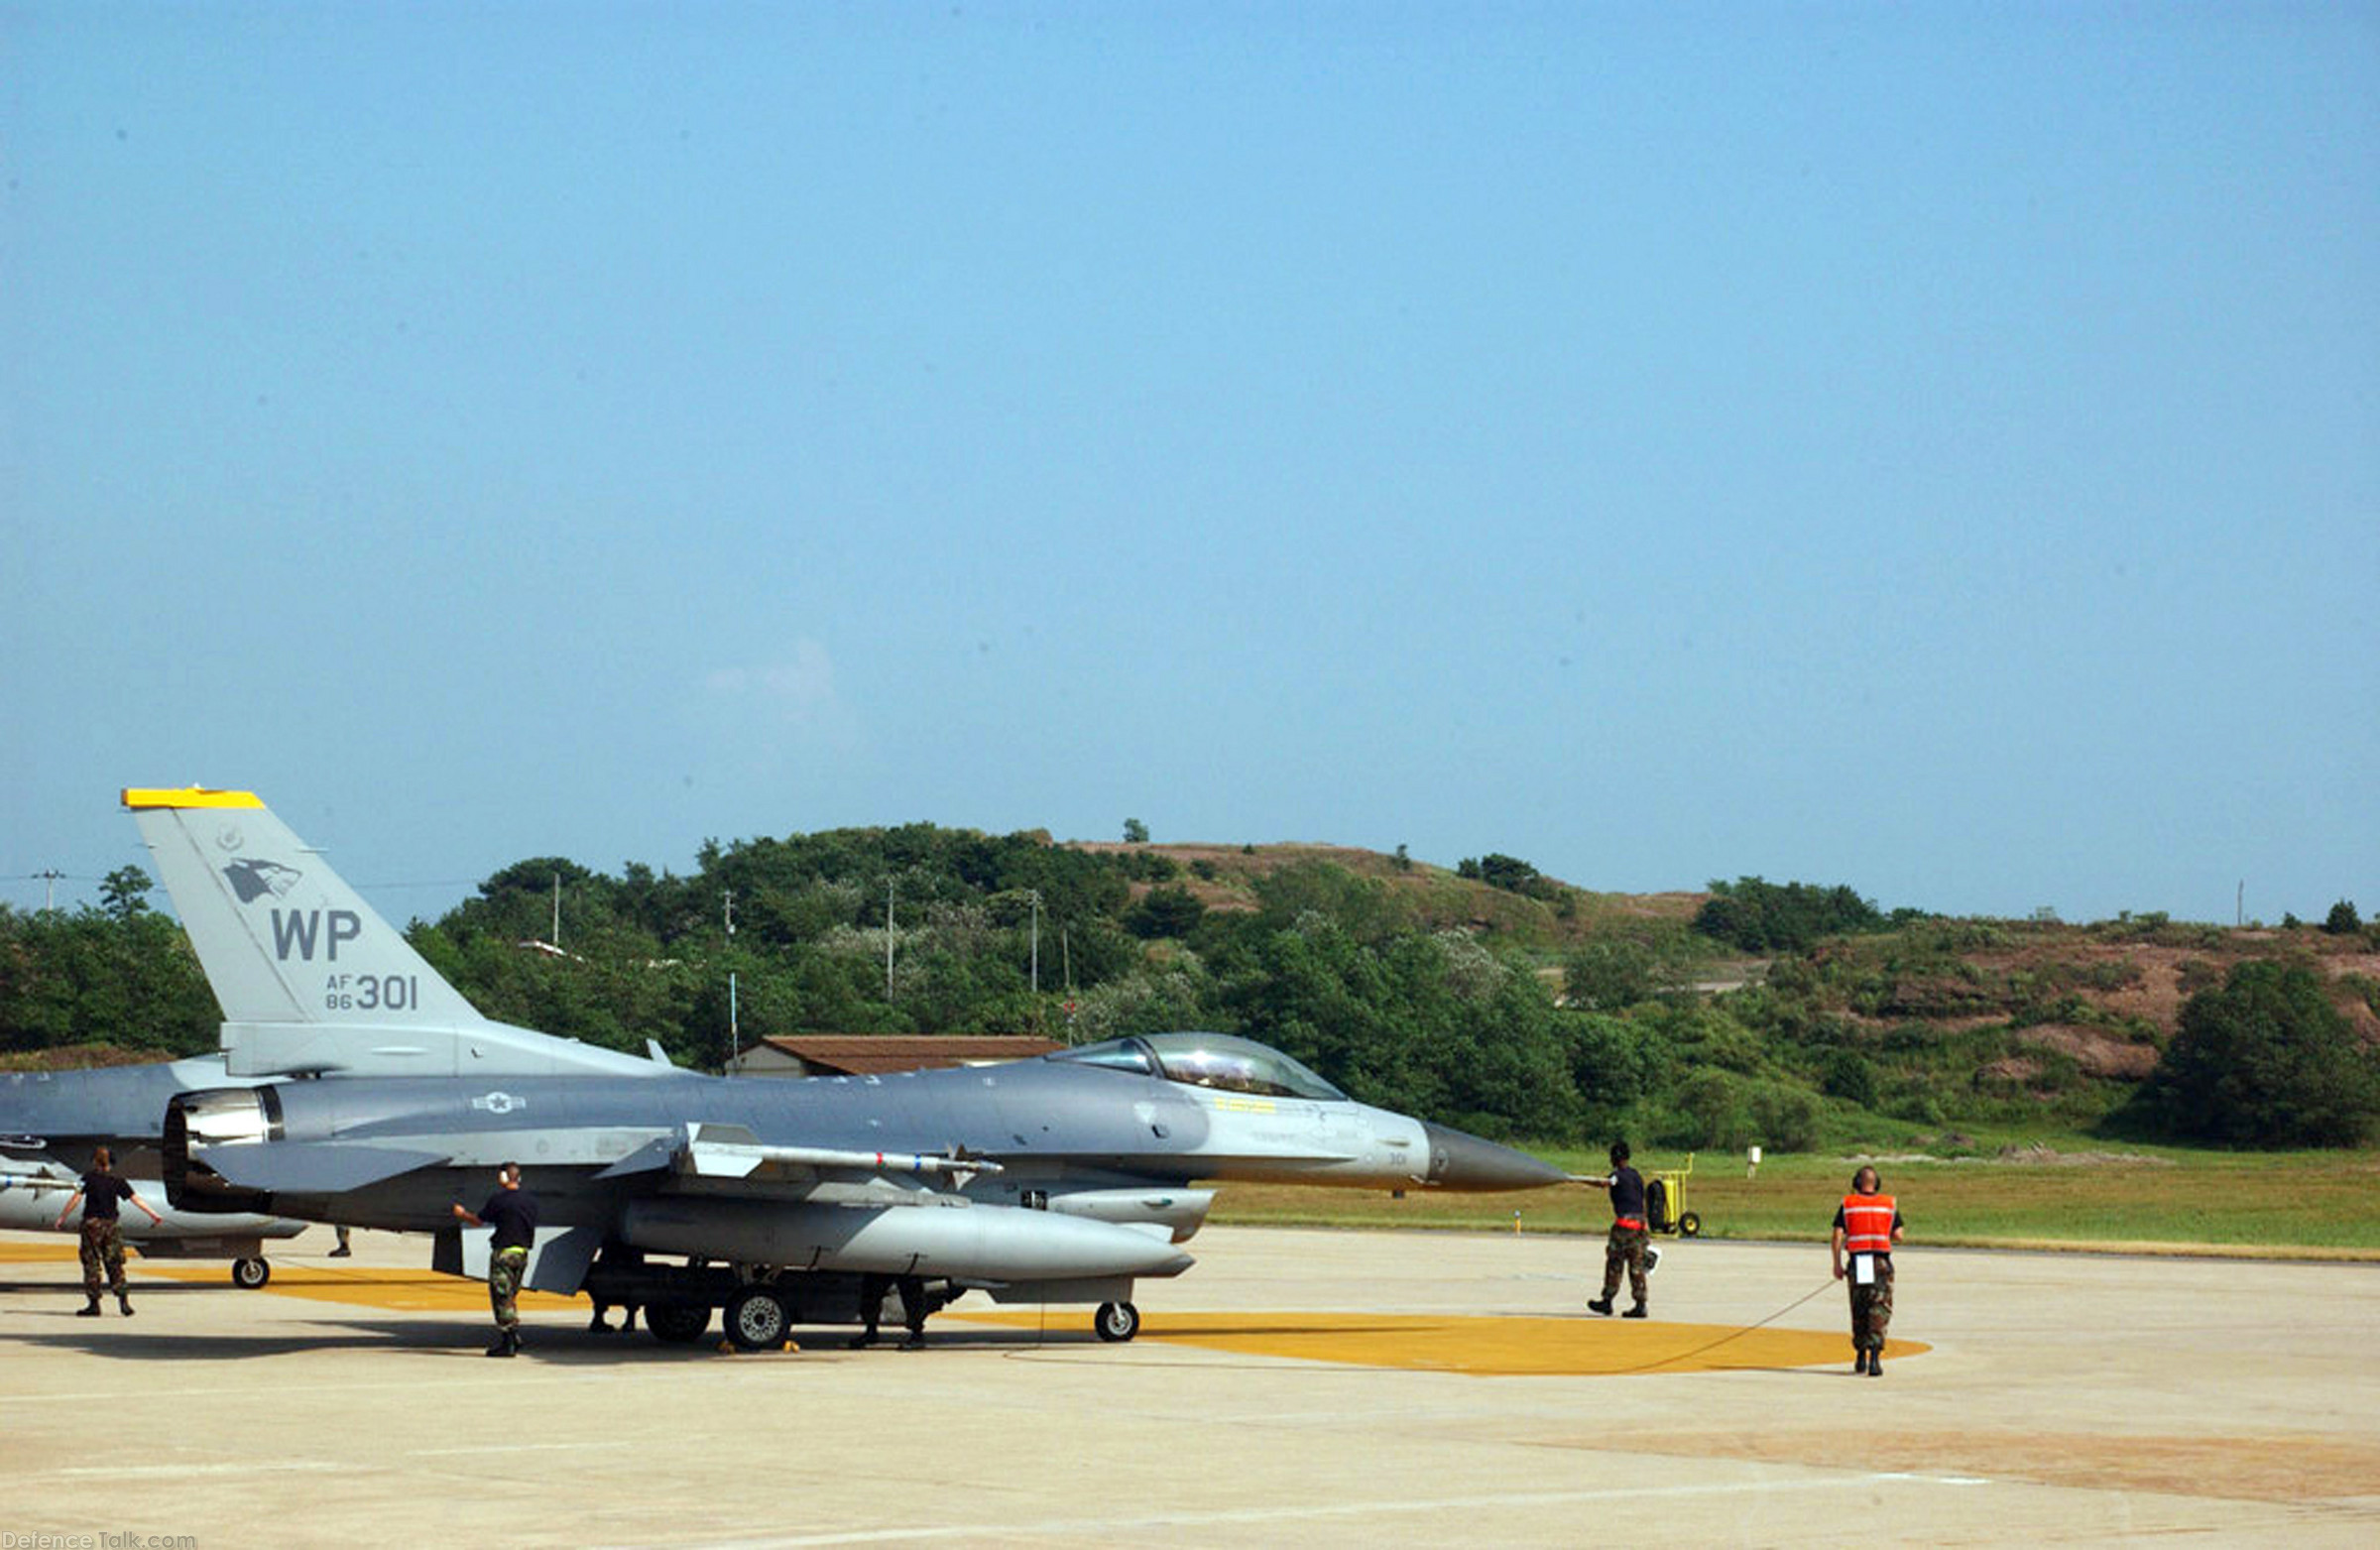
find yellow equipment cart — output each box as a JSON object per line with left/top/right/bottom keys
{"left": 1645, "top": 1152, "right": 1701, "bottom": 1237}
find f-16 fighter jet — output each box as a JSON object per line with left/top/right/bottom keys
{"left": 128, "top": 788, "right": 1566, "bottom": 1347}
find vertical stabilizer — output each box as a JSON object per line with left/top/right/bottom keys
{"left": 125, "top": 788, "right": 483, "bottom": 1027}
{"left": 122, "top": 788, "right": 666, "bottom": 1079}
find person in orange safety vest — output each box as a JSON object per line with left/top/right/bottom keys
{"left": 1831, "top": 1165, "right": 1904, "bottom": 1375}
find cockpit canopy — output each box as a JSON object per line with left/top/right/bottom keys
{"left": 1047, "top": 1031, "right": 1349, "bottom": 1102}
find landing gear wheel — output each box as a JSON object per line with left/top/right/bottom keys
{"left": 231, "top": 1256, "right": 271, "bottom": 1289}
{"left": 1678, "top": 1212, "right": 1702, "bottom": 1238}
{"left": 725, "top": 1287, "right": 790, "bottom": 1352}
{"left": 1094, "top": 1300, "right": 1140, "bottom": 1343}
{"left": 647, "top": 1302, "right": 712, "bottom": 1344}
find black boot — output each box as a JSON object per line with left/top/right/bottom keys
{"left": 117, "top": 1294, "right": 134, "bottom": 1317}
{"left": 1867, "top": 1350, "right": 1882, "bottom": 1376}
{"left": 485, "top": 1329, "right": 516, "bottom": 1358}
{"left": 1622, "top": 1304, "right": 1647, "bottom": 1319}
{"left": 1587, "top": 1296, "right": 1614, "bottom": 1316}
{"left": 76, "top": 1299, "right": 101, "bottom": 1318}
{"left": 1854, "top": 1349, "right": 1869, "bottom": 1374}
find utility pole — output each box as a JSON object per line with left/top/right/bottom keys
{"left": 885, "top": 878, "right": 895, "bottom": 999}
{"left": 725, "top": 889, "right": 737, "bottom": 1076}
{"left": 1030, "top": 890, "right": 1041, "bottom": 995}
{"left": 34, "top": 869, "right": 64, "bottom": 912}
{"left": 551, "top": 872, "right": 561, "bottom": 949}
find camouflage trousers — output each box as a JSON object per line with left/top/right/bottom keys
{"left": 489, "top": 1247, "right": 530, "bottom": 1330}
{"left": 1601, "top": 1223, "right": 1650, "bottom": 1305}
{"left": 1846, "top": 1253, "right": 1894, "bottom": 1352}
{"left": 79, "top": 1217, "right": 127, "bottom": 1298}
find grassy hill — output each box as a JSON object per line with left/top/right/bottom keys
{"left": 1076, "top": 839, "right": 2380, "bottom": 1142}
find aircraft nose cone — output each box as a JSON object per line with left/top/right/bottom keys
{"left": 1421, "top": 1123, "right": 1570, "bottom": 1192}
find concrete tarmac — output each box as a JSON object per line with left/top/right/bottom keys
{"left": 4, "top": 1223, "right": 2377, "bottom": 1547}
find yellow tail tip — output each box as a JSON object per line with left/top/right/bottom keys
{"left": 121, "top": 787, "right": 264, "bottom": 810}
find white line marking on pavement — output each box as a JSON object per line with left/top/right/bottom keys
{"left": 638, "top": 1474, "right": 2000, "bottom": 1548}
{"left": 55, "top": 1461, "right": 346, "bottom": 1480}
{"left": 407, "top": 1441, "right": 639, "bottom": 1458}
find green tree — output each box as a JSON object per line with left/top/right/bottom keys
{"left": 1693, "top": 877, "right": 1885, "bottom": 952}
{"left": 1126, "top": 885, "right": 1206, "bottom": 940}
{"left": 98, "top": 865, "right": 154, "bottom": 920}
{"left": 2323, "top": 899, "right": 2362, "bottom": 935}
{"left": 1123, "top": 818, "right": 1149, "bottom": 844}
{"left": 1821, "top": 1048, "right": 1878, "bottom": 1109}
{"left": 1566, "top": 1013, "right": 1666, "bottom": 1128}
{"left": 1563, "top": 940, "right": 1661, "bottom": 1012}
{"left": 2142, "top": 960, "right": 2380, "bottom": 1146}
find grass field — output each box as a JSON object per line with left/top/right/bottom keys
{"left": 1209, "top": 1137, "right": 2380, "bottom": 1257}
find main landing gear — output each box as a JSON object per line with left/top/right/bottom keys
{"left": 725, "top": 1286, "right": 793, "bottom": 1352}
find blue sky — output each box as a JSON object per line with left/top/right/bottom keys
{"left": 4, "top": 3, "right": 2374, "bottom": 928}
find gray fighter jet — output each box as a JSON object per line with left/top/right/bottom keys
{"left": 129, "top": 787, "right": 1567, "bottom": 1346}
{"left": 1, "top": 1058, "right": 305, "bottom": 1286}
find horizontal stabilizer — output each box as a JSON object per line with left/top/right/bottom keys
{"left": 201, "top": 1141, "right": 449, "bottom": 1194}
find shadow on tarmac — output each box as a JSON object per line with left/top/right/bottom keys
{"left": 1, "top": 1307, "right": 1097, "bottom": 1364}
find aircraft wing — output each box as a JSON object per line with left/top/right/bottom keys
{"left": 197, "top": 1141, "right": 450, "bottom": 1195}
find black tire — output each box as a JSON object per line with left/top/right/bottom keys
{"left": 647, "top": 1302, "right": 712, "bottom": 1344}
{"left": 725, "top": 1287, "right": 790, "bottom": 1352}
{"left": 1094, "top": 1300, "right": 1139, "bottom": 1343}
{"left": 1679, "top": 1212, "right": 1702, "bottom": 1238}
{"left": 231, "top": 1256, "right": 271, "bottom": 1289}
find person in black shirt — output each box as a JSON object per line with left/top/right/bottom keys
{"left": 55, "top": 1146, "right": 164, "bottom": 1317}
{"left": 1586, "top": 1139, "right": 1651, "bottom": 1319}
{"left": 452, "top": 1162, "right": 540, "bottom": 1357}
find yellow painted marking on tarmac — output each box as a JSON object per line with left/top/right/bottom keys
{"left": 136, "top": 1262, "right": 580, "bottom": 1314}
{"left": 951, "top": 1310, "right": 1928, "bottom": 1375}
{"left": 26, "top": 1244, "right": 1924, "bottom": 1374}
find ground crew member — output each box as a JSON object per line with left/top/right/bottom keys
{"left": 55, "top": 1146, "right": 164, "bottom": 1317}
{"left": 849, "top": 1271, "right": 929, "bottom": 1350}
{"left": 587, "top": 1244, "right": 646, "bottom": 1334}
{"left": 1586, "top": 1139, "right": 1651, "bottom": 1319}
{"left": 452, "top": 1162, "right": 539, "bottom": 1358}
{"left": 1832, "top": 1164, "right": 1905, "bottom": 1375}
